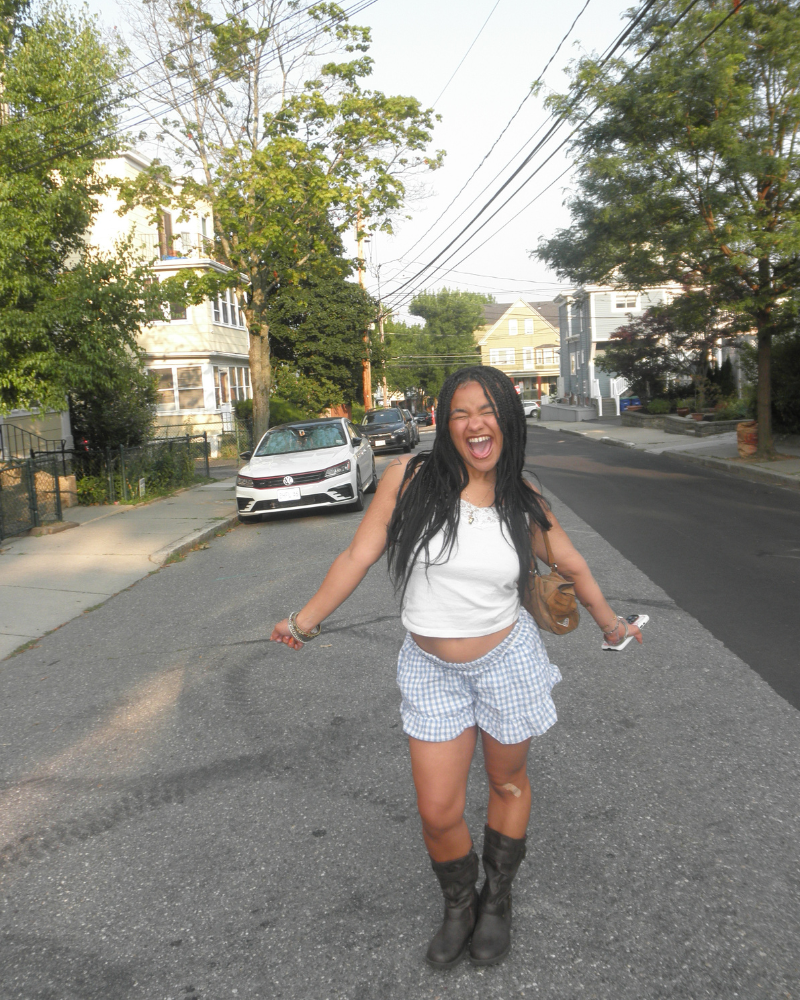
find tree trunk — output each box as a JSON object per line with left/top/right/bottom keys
{"left": 754, "top": 258, "right": 775, "bottom": 459}
{"left": 755, "top": 320, "right": 774, "bottom": 458}
{"left": 249, "top": 322, "right": 271, "bottom": 442}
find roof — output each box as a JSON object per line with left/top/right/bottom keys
{"left": 480, "top": 299, "right": 559, "bottom": 330}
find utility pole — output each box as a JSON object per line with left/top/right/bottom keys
{"left": 357, "top": 209, "right": 372, "bottom": 408}
{"left": 376, "top": 264, "right": 389, "bottom": 408}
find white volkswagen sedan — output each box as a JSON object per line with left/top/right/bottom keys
{"left": 236, "top": 418, "right": 377, "bottom": 521}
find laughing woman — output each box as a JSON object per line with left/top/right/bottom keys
{"left": 271, "top": 366, "right": 642, "bottom": 968}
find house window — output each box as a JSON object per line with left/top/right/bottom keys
{"left": 522, "top": 347, "right": 534, "bottom": 370}
{"left": 213, "top": 365, "right": 251, "bottom": 406}
{"left": 176, "top": 366, "right": 205, "bottom": 409}
{"left": 230, "top": 366, "right": 251, "bottom": 401}
{"left": 212, "top": 289, "right": 245, "bottom": 327}
{"left": 543, "top": 347, "right": 554, "bottom": 364}
{"left": 489, "top": 349, "right": 500, "bottom": 365}
{"left": 155, "top": 369, "right": 177, "bottom": 412}
{"left": 503, "top": 348, "right": 515, "bottom": 365}
{"left": 614, "top": 292, "right": 638, "bottom": 310}
{"left": 508, "top": 320, "right": 518, "bottom": 336}
{"left": 535, "top": 348, "right": 544, "bottom": 366}
{"left": 570, "top": 355, "right": 577, "bottom": 375}
{"left": 153, "top": 366, "right": 206, "bottom": 411}
{"left": 524, "top": 318, "right": 533, "bottom": 336}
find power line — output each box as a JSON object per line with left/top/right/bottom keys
{"left": 431, "top": 0, "right": 501, "bottom": 107}
{"left": 385, "top": 0, "right": 713, "bottom": 309}
{"left": 386, "top": 0, "right": 596, "bottom": 272}
{"left": 382, "top": 0, "right": 662, "bottom": 305}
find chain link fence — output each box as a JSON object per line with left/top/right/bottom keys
{"left": 0, "top": 455, "right": 63, "bottom": 540}
{"left": 71, "top": 434, "right": 211, "bottom": 505}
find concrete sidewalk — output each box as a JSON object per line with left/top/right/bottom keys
{"left": 0, "top": 477, "right": 239, "bottom": 659}
{"left": 534, "top": 415, "right": 800, "bottom": 491}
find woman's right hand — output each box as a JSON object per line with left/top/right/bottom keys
{"left": 270, "top": 619, "right": 305, "bottom": 651}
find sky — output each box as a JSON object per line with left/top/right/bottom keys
{"left": 86, "top": 0, "right": 635, "bottom": 318}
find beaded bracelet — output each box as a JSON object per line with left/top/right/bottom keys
{"left": 288, "top": 611, "right": 321, "bottom": 643}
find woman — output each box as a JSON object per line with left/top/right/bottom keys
{"left": 271, "top": 366, "right": 642, "bottom": 968}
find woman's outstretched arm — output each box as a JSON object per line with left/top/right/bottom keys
{"left": 270, "top": 458, "right": 409, "bottom": 650}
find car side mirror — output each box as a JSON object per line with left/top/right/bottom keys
{"left": 352, "top": 436, "right": 363, "bottom": 446}
{"left": 239, "top": 451, "right": 252, "bottom": 461}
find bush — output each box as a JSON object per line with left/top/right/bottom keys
{"left": 713, "top": 399, "right": 748, "bottom": 421}
{"left": 350, "top": 402, "right": 366, "bottom": 423}
{"left": 76, "top": 475, "right": 107, "bottom": 505}
{"left": 676, "top": 397, "right": 695, "bottom": 409}
{"left": 646, "top": 398, "right": 671, "bottom": 414}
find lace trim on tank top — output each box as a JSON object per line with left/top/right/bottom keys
{"left": 460, "top": 498, "right": 499, "bottom": 528}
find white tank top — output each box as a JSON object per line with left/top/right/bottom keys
{"left": 401, "top": 499, "right": 521, "bottom": 638}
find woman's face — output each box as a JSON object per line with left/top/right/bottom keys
{"left": 448, "top": 381, "right": 504, "bottom": 475}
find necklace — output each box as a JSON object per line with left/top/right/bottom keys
{"left": 462, "top": 482, "right": 494, "bottom": 524}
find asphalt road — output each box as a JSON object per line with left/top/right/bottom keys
{"left": 1, "top": 430, "right": 799, "bottom": 999}
{"left": 525, "top": 426, "right": 800, "bottom": 711}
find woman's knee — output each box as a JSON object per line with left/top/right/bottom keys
{"left": 485, "top": 766, "right": 530, "bottom": 802}
{"left": 416, "top": 790, "right": 467, "bottom": 835}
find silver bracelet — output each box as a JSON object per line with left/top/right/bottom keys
{"left": 288, "top": 611, "right": 321, "bottom": 643}
{"left": 604, "top": 616, "right": 629, "bottom": 644}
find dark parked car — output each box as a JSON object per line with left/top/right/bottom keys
{"left": 401, "top": 407, "right": 420, "bottom": 446}
{"left": 414, "top": 411, "right": 433, "bottom": 426}
{"left": 361, "top": 407, "right": 414, "bottom": 453}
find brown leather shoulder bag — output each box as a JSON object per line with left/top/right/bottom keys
{"left": 522, "top": 527, "right": 580, "bottom": 635}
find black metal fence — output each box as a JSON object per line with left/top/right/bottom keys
{"left": 0, "top": 455, "right": 63, "bottom": 540}
{"left": 71, "top": 433, "right": 210, "bottom": 505}
{"left": 0, "top": 434, "right": 210, "bottom": 539}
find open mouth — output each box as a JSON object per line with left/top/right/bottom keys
{"left": 467, "top": 435, "right": 493, "bottom": 460}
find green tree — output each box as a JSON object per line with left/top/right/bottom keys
{"left": 535, "top": 0, "right": 800, "bottom": 457}
{"left": 119, "top": 0, "right": 441, "bottom": 439}
{"left": 268, "top": 266, "right": 377, "bottom": 413}
{"left": 0, "top": 2, "right": 159, "bottom": 417}
{"left": 385, "top": 289, "right": 490, "bottom": 399}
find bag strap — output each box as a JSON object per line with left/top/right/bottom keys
{"left": 530, "top": 524, "right": 556, "bottom": 574}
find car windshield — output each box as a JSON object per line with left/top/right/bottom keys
{"left": 254, "top": 422, "right": 346, "bottom": 456}
{"left": 362, "top": 410, "right": 401, "bottom": 426}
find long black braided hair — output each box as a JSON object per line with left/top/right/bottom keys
{"left": 386, "top": 366, "right": 551, "bottom": 602}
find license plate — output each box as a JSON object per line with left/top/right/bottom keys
{"left": 277, "top": 486, "right": 301, "bottom": 502}
{"left": 374, "top": 439, "right": 385, "bottom": 447}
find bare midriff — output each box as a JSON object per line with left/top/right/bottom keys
{"left": 410, "top": 621, "right": 517, "bottom": 664}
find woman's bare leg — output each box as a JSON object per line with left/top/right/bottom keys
{"left": 480, "top": 731, "right": 532, "bottom": 838}
{"left": 408, "top": 727, "right": 477, "bottom": 861}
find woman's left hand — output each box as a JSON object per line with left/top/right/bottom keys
{"left": 270, "top": 619, "right": 305, "bottom": 651}
{"left": 628, "top": 622, "right": 644, "bottom": 645}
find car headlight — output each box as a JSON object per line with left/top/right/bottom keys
{"left": 391, "top": 428, "right": 405, "bottom": 437}
{"left": 324, "top": 459, "right": 351, "bottom": 478}
{"left": 237, "top": 474, "right": 253, "bottom": 487}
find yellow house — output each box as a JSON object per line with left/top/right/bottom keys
{"left": 475, "top": 300, "right": 560, "bottom": 397}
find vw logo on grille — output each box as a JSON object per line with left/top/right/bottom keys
{"left": 282, "top": 475, "right": 294, "bottom": 485}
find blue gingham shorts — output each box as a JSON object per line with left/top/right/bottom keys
{"left": 397, "top": 607, "right": 562, "bottom": 745}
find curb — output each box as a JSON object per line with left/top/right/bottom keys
{"left": 148, "top": 511, "right": 241, "bottom": 566}
{"left": 664, "top": 450, "right": 800, "bottom": 493}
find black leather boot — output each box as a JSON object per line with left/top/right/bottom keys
{"left": 469, "top": 825, "right": 527, "bottom": 966}
{"left": 425, "top": 848, "right": 479, "bottom": 968}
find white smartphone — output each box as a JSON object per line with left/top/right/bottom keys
{"left": 602, "top": 614, "right": 649, "bottom": 651}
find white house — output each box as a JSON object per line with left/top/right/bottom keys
{"left": 90, "top": 152, "right": 252, "bottom": 451}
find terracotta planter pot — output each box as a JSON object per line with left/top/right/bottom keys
{"left": 737, "top": 420, "right": 758, "bottom": 458}
{"left": 690, "top": 412, "right": 704, "bottom": 421}
{"left": 676, "top": 408, "right": 691, "bottom": 417}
